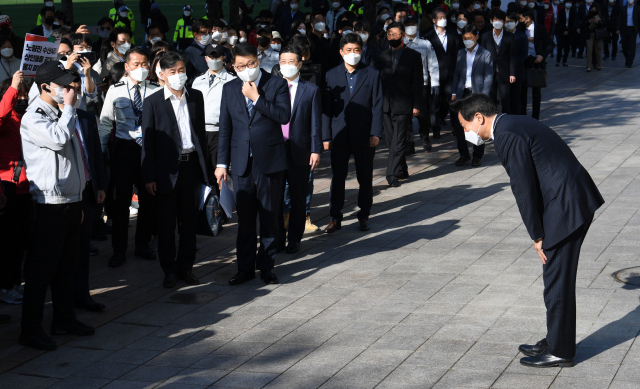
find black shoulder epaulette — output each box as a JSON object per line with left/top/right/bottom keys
{"left": 197, "top": 71, "right": 208, "bottom": 78}
{"left": 113, "top": 81, "right": 125, "bottom": 87}
{"left": 35, "top": 108, "right": 47, "bottom": 116}
{"left": 148, "top": 81, "right": 160, "bottom": 87}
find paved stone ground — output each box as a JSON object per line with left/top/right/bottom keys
{"left": 1, "top": 48, "right": 639, "bottom": 389}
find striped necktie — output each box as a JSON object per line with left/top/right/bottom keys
{"left": 209, "top": 74, "right": 215, "bottom": 87}
{"left": 247, "top": 97, "right": 254, "bottom": 117}
{"left": 133, "top": 84, "right": 143, "bottom": 146}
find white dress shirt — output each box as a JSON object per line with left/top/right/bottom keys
{"left": 436, "top": 28, "right": 448, "bottom": 52}
{"left": 288, "top": 75, "right": 299, "bottom": 110}
{"left": 526, "top": 23, "right": 537, "bottom": 56}
{"left": 552, "top": 3, "right": 559, "bottom": 19}
{"left": 164, "top": 86, "right": 195, "bottom": 154}
{"left": 465, "top": 44, "right": 479, "bottom": 90}
{"left": 566, "top": 9, "right": 571, "bottom": 27}
{"left": 493, "top": 29, "right": 503, "bottom": 48}
{"left": 43, "top": 25, "right": 53, "bottom": 38}
{"left": 628, "top": 5, "right": 635, "bottom": 26}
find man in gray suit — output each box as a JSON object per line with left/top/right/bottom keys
{"left": 451, "top": 24, "right": 493, "bottom": 167}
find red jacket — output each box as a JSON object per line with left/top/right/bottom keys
{"left": 0, "top": 86, "right": 30, "bottom": 194}
{"left": 543, "top": 9, "right": 554, "bottom": 34}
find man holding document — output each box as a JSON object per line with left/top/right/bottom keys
{"left": 141, "top": 51, "right": 213, "bottom": 289}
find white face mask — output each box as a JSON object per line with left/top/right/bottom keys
{"left": 505, "top": 21, "right": 517, "bottom": 30}
{"left": 359, "top": 33, "right": 369, "bottom": 42}
{"left": 128, "top": 66, "right": 149, "bottom": 82}
{"left": 1, "top": 48, "right": 13, "bottom": 58}
{"left": 520, "top": 0, "right": 527, "bottom": 5}
{"left": 239, "top": 37, "right": 248, "bottom": 43}
{"left": 291, "top": 3, "right": 299, "bottom": 10}
{"left": 451, "top": 17, "right": 457, "bottom": 23}
{"left": 155, "top": 66, "right": 162, "bottom": 79}
{"left": 405, "top": 26, "right": 418, "bottom": 35}
{"left": 120, "top": 11, "right": 128, "bottom": 17}
{"left": 150, "top": 36, "right": 162, "bottom": 45}
{"left": 384, "top": 25, "right": 389, "bottom": 31}
{"left": 163, "top": 72, "right": 188, "bottom": 90}
{"left": 380, "top": 14, "right": 390, "bottom": 21}
{"left": 48, "top": 85, "right": 65, "bottom": 104}
{"left": 474, "top": 3, "right": 481, "bottom": 9}
{"left": 452, "top": 2, "right": 460, "bottom": 9}
{"left": 332, "top": 2, "right": 341, "bottom": 8}
{"left": 314, "top": 22, "right": 326, "bottom": 31}
{"left": 280, "top": 64, "right": 299, "bottom": 78}
{"left": 465, "top": 117, "right": 485, "bottom": 146}
{"left": 457, "top": 20, "right": 468, "bottom": 28}
{"left": 212, "top": 31, "right": 223, "bottom": 42}
{"left": 565, "top": 2, "right": 572, "bottom": 7}
{"left": 343, "top": 53, "right": 361, "bottom": 66}
{"left": 437, "top": 19, "right": 447, "bottom": 28}
{"left": 493, "top": 21, "right": 504, "bottom": 29}
{"left": 221, "top": 32, "right": 228, "bottom": 43}
{"left": 59, "top": 59, "right": 68, "bottom": 68}
{"left": 207, "top": 58, "right": 224, "bottom": 71}
{"left": 117, "top": 42, "right": 131, "bottom": 55}
{"left": 271, "top": 43, "right": 281, "bottom": 51}
{"left": 463, "top": 39, "right": 476, "bottom": 49}
{"left": 342, "top": 30, "right": 353, "bottom": 36}
{"left": 236, "top": 66, "right": 261, "bottom": 82}
{"left": 228, "top": 36, "right": 238, "bottom": 45}
{"left": 527, "top": 2, "right": 536, "bottom": 7}
{"left": 45, "top": 1, "right": 54, "bottom": 6}
{"left": 184, "top": 11, "right": 192, "bottom": 17}
{"left": 543, "top": 3, "right": 549, "bottom": 8}
{"left": 200, "top": 34, "right": 212, "bottom": 45}
{"left": 323, "top": 33, "right": 330, "bottom": 39}
{"left": 298, "top": 29, "right": 306, "bottom": 35}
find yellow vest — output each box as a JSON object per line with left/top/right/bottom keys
{"left": 173, "top": 18, "right": 194, "bottom": 42}
{"left": 349, "top": 4, "right": 364, "bottom": 15}
{"left": 110, "top": 7, "right": 136, "bottom": 44}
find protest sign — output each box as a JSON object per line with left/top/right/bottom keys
{"left": 20, "top": 34, "right": 60, "bottom": 77}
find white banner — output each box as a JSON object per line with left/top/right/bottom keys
{"left": 20, "top": 34, "right": 60, "bottom": 77}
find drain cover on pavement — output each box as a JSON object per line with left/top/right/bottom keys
{"left": 613, "top": 267, "right": 640, "bottom": 286}
{"left": 169, "top": 292, "right": 219, "bottom": 304}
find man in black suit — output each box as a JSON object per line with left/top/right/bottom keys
{"left": 617, "top": 0, "right": 639, "bottom": 68}
{"left": 141, "top": 51, "right": 213, "bottom": 289}
{"left": 216, "top": 43, "right": 291, "bottom": 286}
{"left": 277, "top": 0, "right": 305, "bottom": 38}
{"left": 375, "top": 22, "right": 423, "bottom": 187}
{"left": 555, "top": 1, "right": 577, "bottom": 65}
{"left": 505, "top": 13, "right": 528, "bottom": 115}
{"left": 354, "top": 21, "right": 382, "bottom": 68}
{"left": 451, "top": 93, "right": 604, "bottom": 368}
{"left": 602, "top": 0, "right": 620, "bottom": 60}
{"left": 473, "top": 11, "right": 493, "bottom": 44}
{"left": 574, "top": 0, "right": 590, "bottom": 57}
{"left": 322, "top": 33, "right": 383, "bottom": 233}
{"left": 481, "top": 9, "right": 516, "bottom": 114}
{"left": 30, "top": 6, "right": 60, "bottom": 37}
{"left": 424, "top": 8, "right": 463, "bottom": 137}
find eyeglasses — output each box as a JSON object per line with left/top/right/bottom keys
{"left": 387, "top": 32, "right": 402, "bottom": 38}
{"left": 233, "top": 60, "right": 258, "bottom": 72}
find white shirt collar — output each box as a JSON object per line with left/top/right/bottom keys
{"left": 436, "top": 28, "right": 446, "bottom": 37}
{"left": 468, "top": 44, "right": 479, "bottom": 54}
{"left": 164, "top": 85, "right": 188, "bottom": 100}
{"left": 527, "top": 23, "right": 535, "bottom": 32}
{"left": 493, "top": 28, "right": 503, "bottom": 38}
{"left": 288, "top": 75, "right": 300, "bottom": 85}
{"left": 127, "top": 77, "right": 143, "bottom": 90}
{"left": 195, "top": 41, "right": 205, "bottom": 49}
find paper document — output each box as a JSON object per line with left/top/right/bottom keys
{"left": 198, "top": 184, "right": 212, "bottom": 211}
{"left": 220, "top": 179, "right": 234, "bottom": 218}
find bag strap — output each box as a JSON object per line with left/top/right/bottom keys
{"left": 12, "top": 150, "right": 24, "bottom": 183}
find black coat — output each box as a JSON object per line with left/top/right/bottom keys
{"left": 375, "top": 46, "right": 423, "bottom": 114}
{"left": 603, "top": 2, "right": 620, "bottom": 30}
{"left": 514, "top": 30, "right": 529, "bottom": 80}
{"left": 527, "top": 22, "right": 555, "bottom": 68}
{"left": 556, "top": 6, "right": 578, "bottom": 36}
{"left": 480, "top": 30, "right": 517, "bottom": 83}
{"left": 77, "top": 109, "right": 107, "bottom": 202}
{"left": 362, "top": 40, "right": 382, "bottom": 68}
{"left": 423, "top": 28, "right": 463, "bottom": 84}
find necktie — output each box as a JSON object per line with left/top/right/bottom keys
{"left": 75, "top": 128, "right": 90, "bottom": 182}
{"left": 247, "top": 96, "right": 254, "bottom": 117}
{"left": 133, "top": 84, "right": 143, "bottom": 146}
{"left": 281, "top": 84, "right": 292, "bottom": 140}
{"left": 209, "top": 74, "right": 215, "bottom": 87}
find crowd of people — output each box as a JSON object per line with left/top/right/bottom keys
{"left": 0, "top": 0, "right": 634, "bottom": 354}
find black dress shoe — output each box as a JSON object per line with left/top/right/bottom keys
{"left": 108, "top": 253, "right": 126, "bottom": 268}
{"left": 359, "top": 219, "right": 370, "bottom": 231}
{"left": 277, "top": 240, "right": 286, "bottom": 253}
{"left": 177, "top": 271, "right": 200, "bottom": 285}
{"left": 519, "top": 338, "right": 548, "bottom": 357}
{"left": 90, "top": 230, "right": 107, "bottom": 241}
{"left": 229, "top": 271, "right": 256, "bottom": 285}
{"left": 286, "top": 241, "right": 300, "bottom": 254}
{"left": 51, "top": 320, "right": 95, "bottom": 336}
{"left": 163, "top": 274, "right": 177, "bottom": 288}
{"left": 19, "top": 332, "right": 57, "bottom": 350}
{"left": 75, "top": 298, "right": 106, "bottom": 312}
{"left": 260, "top": 270, "right": 279, "bottom": 284}
{"left": 455, "top": 155, "right": 471, "bottom": 166}
{"left": 388, "top": 179, "right": 400, "bottom": 188}
{"left": 423, "top": 141, "right": 432, "bottom": 152}
{"left": 400, "top": 171, "right": 410, "bottom": 179}
{"left": 134, "top": 247, "right": 157, "bottom": 261}
{"left": 520, "top": 350, "right": 574, "bottom": 368}
{"left": 563, "top": 62, "right": 568, "bottom": 66}
{"left": 433, "top": 131, "right": 441, "bottom": 139}
{"left": 404, "top": 146, "right": 416, "bottom": 156}
{"left": 89, "top": 246, "right": 99, "bottom": 256}
{"left": 0, "top": 314, "right": 11, "bottom": 324}
{"left": 471, "top": 157, "right": 482, "bottom": 167}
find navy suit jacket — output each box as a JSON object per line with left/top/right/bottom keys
{"left": 493, "top": 114, "right": 604, "bottom": 249}
{"left": 278, "top": 10, "right": 305, "bottom": 37}
{"left": 218, "top": 69, "right": 291, "bottom": 176}
{"left": 77, "top": 109, "right": 107, "bottom": 202}
{"left": 141, "top": 87, "right": 212, "bottom": 194}
{"left": 452, "top": 45, "right": 493, "bottom": 98}
{"left": 322, "top": 62, "right": 383, "bottom": 148}
{"left": 288, "top": 78, "right": 323, "bottom": 166}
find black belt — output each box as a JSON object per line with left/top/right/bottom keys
{"left": 180, "top": 152, "right": 196, "bottom": 161}
{"left": 464, "top": 88, "right": 473, "bottom": 93}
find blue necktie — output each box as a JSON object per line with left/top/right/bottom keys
{"left": 209, "top": 74, "right": 215, "bottom": 87}
{"left": 133, "top": 84, "right": 143, "bottom": 146}
{"left": 247, "top": 97, "right": 254, "bottom": 117}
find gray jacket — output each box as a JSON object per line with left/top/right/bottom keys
{"left": 191, "top": 68, "right": 237, "bottom": 132}
{"left": 452, "top": 44, "right": 493, "bottom": 99}
{"left": 20, "top": 98, "right": 86, "bottom": 204}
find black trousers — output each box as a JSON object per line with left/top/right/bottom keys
{"left": 156, "top": 155, "right": 201, "bottom": 275}
{"left": 206, "top": 131, "right": 219, "bottom": 167}
{"left": 418, "top": 85, "right": 431, "bottom": 142}
{"left": 543, "top": 216, "right": 592, "bottom": 359}
{"left": 21, "top": 202, "right": 82, "bottom": 335}
{"left": 603, "top": 29, "right": 618, "bottom": 57}
{"left": 451, "top": 89, "right": 485, "bottom": 159}
{"left": 621, "top": 26, "right": 637, "bottom": 65}
{"left": 509, "top": 79, "right": 523, "bottom": 115}
{"left": 430, "top": 82, "right": 452, "bottom": 135}
{"left": 329, "top": 142, "right": 375, "bottom": 222}
{"left": 111, "top": 139, "right": 153, "bottom": 256}
{"left": 278, "top": 144, "right": 311, "bottom": 245}
{"left": 490, "top": 77, "right": 513, "bottom": 114}
{"left": 75, "top": 182, "right": 96, "bottom": 302}
{"left": 520, "top": 58, "right": 543, "bottom": 120}
{"left": 383, "top": 113, "right": 410, "bottom": 182}
{"left": 556, "top": 33, "right": 572, "bottom": 64}
{"left": 0, "top": 192, "right": 31, "bottom": 289}
{"left": 235, "top": 158, "right": 284, "bottom": 273}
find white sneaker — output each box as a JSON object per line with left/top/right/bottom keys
{"left": 0, "top": 288, "right": 23, "bottom": 304}
{"left": 129, "top": 206, "right": 138, "bottom": 215}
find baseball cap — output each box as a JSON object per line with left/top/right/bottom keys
{"left": 257, "top": 25, "right": 273, "bottom": 34}
{"left": 118, "top": 5, "right": 130, "bottom": 12}
{"left": 183, "top": 5, "right": 192, "bottom": 11}
{"left": 405, "top": 14, "right": 419, "bottom": 24}
{"left": 272, "top": 31, "right": 282, "bottom": 40}
{"left": 0, "top": 15, "right": 11, "bottom": 28}
{"left": 35, "top": 60, "right": 80, "bottom": 86}
{"left": 202, "top": 45, "right": 226, "bottom": 57}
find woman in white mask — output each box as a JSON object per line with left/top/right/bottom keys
{"left": 0, "top": 38, "right": 20, "bottom": 83}
{"left": 225, "top": 28, "right": 240, "bottom": 49}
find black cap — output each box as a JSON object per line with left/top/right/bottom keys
{"left": 201, "top": 44, "right": 226, "bottom": 57}
{"left": 256, "top": 24, "right": 272, "bottom": 34}
{"left": 405, "top": 14, "right": 419, "bottom": 24}
{"left": 35, "top": 60, "right": 80, "bottom": 86}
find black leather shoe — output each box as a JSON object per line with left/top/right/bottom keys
{"left": 90, "top": 230, "right": 107, "bottom": 241}
{"left": 520, "top": 350, "right": 574, "bottom": 368}
{"left": 177, "top": 271, "right": 200, "bottom": 285}
{"left": 0, "top": 314, "right": 11, "bottom": 324}
{"left": 108, "top": 253, "right": 126, "bottom": 268}
{"left": 260, "top": 270, "right": 279, "bottom": 284}
{"left": 277, "top": 241, "right": 286, "bottom": 253}
{"left": 388, "top": 179, "right": 400, "bottom": 188}
{"left": 423, "top": 141, "right": 432, "bottom": 152}
{"left": 323, "top": 220, "right": 342, "bottom": 234}
{"left": 433, "top": 130, "right": 441, "bottom": 139}
{"left": 19, "top": 332, "right": 57, "bottom": 350}
{"left": 89, "top": 246, "right": 99, "bottom": 256}
{"left": 75, "top": 298, "right": 106, "bottom": 312}
{"left": 163, "top": 274, "right": 177, "bottom": 288}
{"left": 134, "top": 247, "right": 157, "bottom": 261}
{"left": 519, "top": 338, "right": 548, "bottom": 357}
{"left": 471, "top": 157, "right": 482, "bottom": 167}
{"left": 400, "top": 171, "right": 410, "bottom": 179}
{"left": 404, "top": 146, "right": 416, "bottom": 156}
{"left": 359, "top": 219, "right": 370, "bottom": 231}
{"left": 286, "top": 241, "right": 300, "bottom": 254}
{"left": 455, "top": 155, "right": 471, "bottom": 166}
{"left": 229, "top": 271, "right": 256, "bottom": 285}
{"left": 51, "top": 320, "right": 95, "bottom": 336}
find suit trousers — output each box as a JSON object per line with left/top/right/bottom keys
{"left": 586, "top": 34, "right": 602, "bottom": 69}
{"left": 603, "top": 29, "right": 618, "bottom": 57}
{"left": 111, "top": 139, "right": 153, "bottom": 256}
{"left": 520, "top": 77, "right": 542, "bottom": 120}
{"left": 556, "top": 33, "right": 572, "bottom": 64}
{"left": 278, "top": 144, "right": 311, "bottom": 245}
{"left": 75, "top": 182, "right": 96, "bottom": 302}
{"left": 621, "top": 26, "right": 637, "bottom": 65}
{"left": 206, "top": 131, "right": 220, "bottom": 195}
{"left": 418, "top": 85, "right": 431, "bottom": 142}
{"left": 543, "top": 216, "right": 592, "bottom": 359}
{"left": 430, "top": 82, "right": 452, "bottom": 135}
{"left": 383, "top": 113, "right": 410, "bottom": 182}
{"left": 21, "top": 202, "right": 82, "bottom": 335}
{"left": 451, "top": 90, "right": 485, "bottom": 159}
{"left": 155, "top": 155, "right": 201, "bottom": 275}
{"left": 0, "top": 193, "right": 31, "bottom": 289}
{"left": 509, "top": 79, "right": 523, "bottom": 115}
{"left": 329, "top": 142, "right": 375, "bottom": 222}
{"left": 490, "top": 78, "right": 513, "bottom": 114}
{"left": 235, "top": 158, "right": 284, "bottom": 273}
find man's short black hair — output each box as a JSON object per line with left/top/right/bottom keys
{"left": 159, "top": 50, "right": 185, "bottom": 70}
{"left": 519, "top": 9, "right": 535, "bottom": 20}
{"left": 233, "top": 42, "right": 258, "bottom": 61}
{"left": 492, "top": 0, "right": 502, "bottom": 7}
{"left": 473, "top": 11, "right": 486, "bottom": 21}
{"left": 124, "top": 47, "right": 149, "bottom": 63}
{"left": 432, "top": 7, "right": 446, "bottom": 20}
{"left": 280, "top": 45, "right": 303, "bottom": 62}
{"left": 192, "top": 18, "right": 211, "bottom": 33}
{"left": 70, "top": 33, "right": 92, "bottom": 47}
{"left": 450, "top": 93, "right": 497, "bottom": 121}
{"left": 339, "top": 33, "right": 363, "bottom": 49}
{"left": 354, "top": 21, "right": 371, "bottom": 33}
{"left": 97, "top": 16, "right": 115, "bottom": 27}
{"left": 462, "top": 24, "right": 478, "bottom": 35}
{"left": 146, "top": 23, "right": 161, "bottom": 34}
{"left": 386, "top": 21, "right": 405, "bottom": 33}
{"left": 41, "top": 6, "right": 55, "bottom": 17}
{"left": 490, "top": 9, "right": 506, "bottom": 21}
{"left": 506, "top": 12, "right": 519, "bottom": 21}
{"left": 109, "top": 27, "right": 132, "bottom": 43}
{"left": 59, "top": 37, "right": 72, "bottom": 49}
{"left": 339, "top": 20, "right": 353, "bottom": 31}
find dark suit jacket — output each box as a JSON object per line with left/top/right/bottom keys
{"left": 141, "top": 87, "right": 212, "bottom": 194}
{"left": 618, "top": 3, "right": 640, "bottom": 34}
{"left": 493, "top": 114, "right": 604, "bottom": 249}
{"left": 218, "top": 70, "right": 291, "bottom": 176}
{"left": 529, "top": 23, "right": 555, "bottom": 68}
{"left": 183, "top": 42, "right": 208, "bottom": 82}
{"left": 424, "top": 28, "right": 463, "bottom": 84}
{"left": 288, "top": 78, "right": 323, "bottom": 166}
{"left": 363, "top": 40, "right": 382, "bottom": 68}
{"left": 556, "top": 6, "right": 578, "bottom": 37}
{"left": 29, "top": 24, "right": 60, "bottom": 36}
{"left": 452, "top": 45, "right": 494, "bottom": 97}
{"left": 375, "top": 46, "right": 423, "bottom": 115}
{"left": 77, "top": 109, "right": 107, "bottom": 202}
{"left": 277, "top": 9, "right": 305, "bottom": 37}
{"left": 604, "top": 2, "right": 620, "bottom": 30}
{"left": 481, "top": 30, "right": 517, "bottom": 83}
{"left": 514, "top": 30, "right": 529, "bottom": 80}
{"left": 322, "top": 62, "right": 383, "bottom": 147}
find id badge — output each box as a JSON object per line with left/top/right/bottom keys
{"left": 129, "top": 126, "right": 142, "bottom": 139}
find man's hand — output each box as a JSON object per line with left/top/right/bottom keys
{"left": 65, "top": 52, "right": 79, "bottom": 69}
{"left": 78, "top": 56, "right": 92, "bottom": 74}
{"left": 534, "top": 55, "right": 543, "bottom": 63}
{"left": 309, "top": 153, "right": 320, "bottom": 170}
{"left": 146, "top": 182, "right": 156, "bottom": 196}
{"left": 0, "top": 192, "right": 6, "bottom": 210}
{"left": 323, "top": 141, "right": 332, "bottom": 151}
{"left": 11, "top": 71, "right": 23, "bottom": 91}
{"left": 63, "top": 86, "right": 77, "bottom": 107}
{"left": 75, "top": 25, "right": 91, "bottom": 34}
{"left": 412, "top": 108, "right": 420, "bottom": 117}
{"left": 97, "top": 190, "right": 106, "bottom": 204}
{"left": 370, "top": 136, "right": 379, "bottom": 148}
{"left": 451, "top": 95, "right": 456, "bottom": 101}
{"left": 215, "top": 167, "right": 228, "bottom": 187}
{"left": 534, "top": 238, "right": 547, "bottom": 264}
{"left": 528, "top": 36, "right": 534, "bottom": 42}
{"left": 242, "top": 81, "right": 260, "bottom": 102}
{"left": 510, "top": 76, "right": 516, "bottom": 83}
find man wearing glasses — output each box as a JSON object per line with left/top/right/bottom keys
{"left": 216, "top": 43, "right": 291, "bottom": 286}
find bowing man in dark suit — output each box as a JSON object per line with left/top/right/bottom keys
{"left": 481, "top": 10, "right": 517, "bottom": 114}
{"left": 276, "top": 45, "right": 323, "bottom": 255}
{"left": 451, "top": 94, "right": 604, "bottom": 368}
{"left": 375, "top": 22, "right": 423, "bottom": 187}
{"left": 141, "top": 51, "right": 213, "bottom": 289}
{"left": 216, "top": 43, "right": 291, "bottom": 286}
{"left": 322, "top": 33, "right": 383, "bottom": 233}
